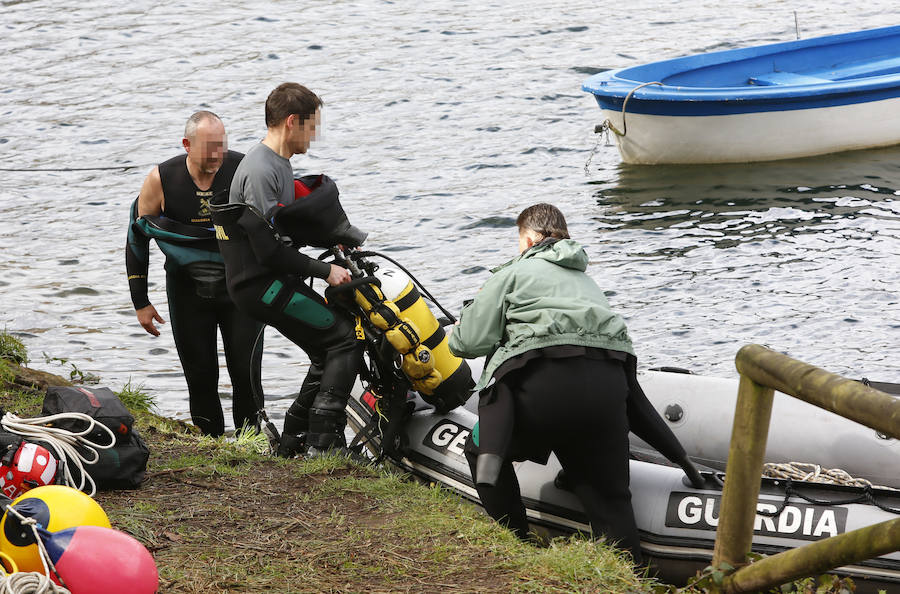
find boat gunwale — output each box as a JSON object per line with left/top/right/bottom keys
{"left": 581, "top": 24, "right": 900, "bottom": 106}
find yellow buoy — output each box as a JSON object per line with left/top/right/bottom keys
{"left": 0, "top": 485, "right": 111, "bottom": 573}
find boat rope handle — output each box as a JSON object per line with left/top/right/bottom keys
{"left": 756, "top": 478, "right": 900, "bottom": 518}
{"left": 601, "top": 81, "right": 664, "bottom": 137}
{"left": 586, "top": 80, "right": 663, "bottom": 173}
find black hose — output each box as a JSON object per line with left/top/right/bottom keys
{"left": 248, "top": 324, "right": 281, "bottom": 449}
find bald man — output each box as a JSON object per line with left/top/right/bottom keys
{"left": 126, "top": 111, "right": 263, "bottom": 436}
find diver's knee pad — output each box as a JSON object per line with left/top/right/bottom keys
{"left": 310, "top": 388, "right": 348, "bottom": 413}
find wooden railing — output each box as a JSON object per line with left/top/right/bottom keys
{"left": 711, "top": 344, "right": 900, "bottom": 592}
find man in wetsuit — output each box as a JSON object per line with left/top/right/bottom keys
{"left": 215, "top": 83, "right": 360, "bottom": 457}
{"left": 126, "top": 111, "right": 264, "bottom": 437}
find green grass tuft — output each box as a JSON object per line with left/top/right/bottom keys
{"left": 0, "top": 330, "right": 27, "bottom": 365}
{"left": 116, "top": 379, "right": 157, "bottom": 412}
{"left": 292, "top": 451, "right": 377, "bottom": 477}
{"left": 228, "top": 427, "right": 271, "bottom": 455}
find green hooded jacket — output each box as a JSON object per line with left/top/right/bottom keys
{"left": 448, "top": 239, "right": 634, "bottom": 391}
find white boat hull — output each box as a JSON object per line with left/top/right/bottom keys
{"left": 601, "top": 97, "right": 900, "bottom": 164}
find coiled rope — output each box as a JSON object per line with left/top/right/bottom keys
{"left": 0, "top": 412, "right": 116, "bottom": 497}
{"left": 759, "top": 461, "right": 900, "bottom": 518}
{"left": 763, "top": 461, "right": 878, "bottom": 489}
{"left": 0, "top": 572, "right": 69, "bottom": 594}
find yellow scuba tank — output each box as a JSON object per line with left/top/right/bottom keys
{"left": 353, "top": 268, "right": 474, "bottom": 412}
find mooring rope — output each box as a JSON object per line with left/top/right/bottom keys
{"left": 585, "top": 80, "right": 663, "bottom": 172}
{"left": 0, "top": 412, "right": 116, "bottom": 497}
{"left": 600, "top": 80, "right": 664, "bottom": 138}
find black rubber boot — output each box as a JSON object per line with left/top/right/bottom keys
{"left": 277, "top": 366, "right": 323, "bottom": 458}
{"left": 308, "top": 388, "right": 349, "bottom": 449}
{"left": 278, "top": 398, "right": 312, "bottom": 457}
{"left": 277, "top": 432, "right": 307, "bottom": 458}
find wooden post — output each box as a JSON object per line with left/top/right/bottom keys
{"left": 711, "top": 374, "right": 774, "bottom": 568}
{"left": 735, "top": 344, "right": 900, "bottom": 440}
{"left": 711, "top": 344, "right": 900, "bottom": 593}
{"left": 725, "top": 519, "right": 900, "bottom": 593}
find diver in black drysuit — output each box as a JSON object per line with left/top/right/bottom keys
{"left": 126, "top": 151, "right": 264, "bottom": 437}
{"left": 209, "top": 187, "right": 363, "bottom": 455}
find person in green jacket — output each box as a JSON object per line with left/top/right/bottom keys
{"left": 448, "top": 202, "right": 642, "bottom": 564}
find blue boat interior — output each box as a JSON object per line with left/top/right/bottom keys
{"left": 587, "top": 25, "right": 900, "bottom": 90}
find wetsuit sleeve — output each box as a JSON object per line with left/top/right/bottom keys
{"left": 238, "top": 208, "right": 331, "bottom": 279}
{"left": 125, "top": 198, "right": 152, "bottom": 309}
{"left": 448, "top": 272, "right": 510, "bottom": 358}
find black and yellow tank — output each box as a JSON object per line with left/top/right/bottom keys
{"left": 353, "top": 267, "right": 474, "bottom": 413}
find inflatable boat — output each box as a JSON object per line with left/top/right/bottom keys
{"left": 456, "top": 360, "right": 900, "bottom": 490}
{"left": 346, "top": 384, "right": 900, "bottom": 591}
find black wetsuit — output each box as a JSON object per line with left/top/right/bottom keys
{"left": 210, "top": 201, "right": 361, "bottom": 452}
{"left": 125, "top": 151, "right": 264, "bottom": 436}
{"left": 464, "top": 348, "right": 643, "bottom": 564}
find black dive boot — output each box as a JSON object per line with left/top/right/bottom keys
{"left": 278, "top": 368, "right": 322, "bottom": 458}
{"left": 278, "top": 404, "right": 309, "bottom": 458}
{"left": 277, "top": 430, "right": 307, "bottom": 458}
{"left": 307, "top": 388, "right": 350, "bottom": 457}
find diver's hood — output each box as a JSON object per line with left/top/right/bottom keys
{"left": 267, "top": 174, "right": 368, "bottom": 249}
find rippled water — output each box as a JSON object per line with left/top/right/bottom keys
{"left": 1, "top": 0, "right": 898, "bottom": 429}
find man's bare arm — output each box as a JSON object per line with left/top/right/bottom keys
{"left": 133, "top": 166, "right": 166, "bottom": 336}
{"left": 137, "top": 166, "right": 165, "bottom": 217}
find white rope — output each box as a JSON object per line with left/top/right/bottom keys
{"left": 0, "top": 506, "right": 66, "bottom": 590}
{"left": 0, "top": 412, "right": 116, "bottom": 497}
{"left": 763, "top": 461, "right": 886, "bottom": 489}
{"left": 0, "top": 573, "right": 69, "bottom": 594}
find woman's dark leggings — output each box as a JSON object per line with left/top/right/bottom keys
{"left": 166, "top": 269, "right": 264, "bottom": 437}
{"left": 465, "top": 356, "right": 642, "bottom": 564}
{"left": 233, "top": 276, "right": 361, "bottom": 449}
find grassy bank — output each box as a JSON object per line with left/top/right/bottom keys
{"left": 0, "top": 332, "right": 862, "bottom": 593}
{"left": 0, "top": 342, "right": 652, "bottom": 592}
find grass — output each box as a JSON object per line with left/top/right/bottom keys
{"left": 0, "top": 330, "right": 28, "bottom": 365}
{"left": 116, "top": 379, "right": 157, "bottom": 413}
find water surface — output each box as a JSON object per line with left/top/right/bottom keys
{"left": 1, "top": 1, "right": 898, "bottom": 429}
